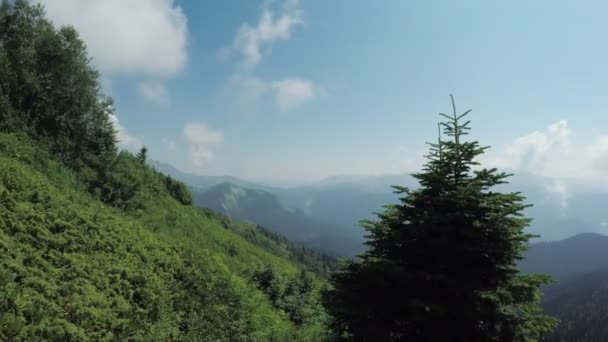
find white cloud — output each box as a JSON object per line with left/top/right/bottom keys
{"left": 271, "top": 78, "right": 316, "bottom": 111}
{"left": 136, "top": 81, "right": 170, "bottom": 106}
{"left": 480, "top": 119, "right": 608, "bottom": 194}
{"left": 546, "top": 179, "right": 570, "bottom": 209}
{"left": 182, "top": 123, "right": 223, "bottom": 167}
{"left": 223, "top": 1, "right": 321, "bottom": 113}
{"left": 36, "top": 0, "right": 187, "bottom": 76}
{"left": 35, "top": 0, "right": 188, "bottom": 104}
{"left": 231, "top": 76, "right": 319, "bottom": 112}
{"left": 233, "top": 0, "right": 302, "bottom": 68}
{"left": 108, "top": 114, "right": 142, "bottom": 151}
{"left": 488, "top": 120, "right": 572, "bottom": 174}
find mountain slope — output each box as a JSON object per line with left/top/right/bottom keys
{"left": 191, "top": 183, "right": 364, "bottom": 256}
{"left": 0, "top": 3, "right": 330, "bottom": 339}
{"left": 515, "top": 233, "right": 608, "bottom": 341}
{"left": 541, "top": 269, "right": 608, "bottom": 341}
{"left": 519, "top": 233, "right": 608, "bottom": 283}
{"left": 0, "top": 133, "right": 329, "bottom": 340}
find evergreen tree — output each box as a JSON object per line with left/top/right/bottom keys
{"left": 136, "top": 146, "right": 148, "bottom": 164}
{"left": 323, "top": 96, "right": 557, "bottom": 341}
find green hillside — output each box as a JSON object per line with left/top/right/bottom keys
{"left": 0, "top": 2, "right": 328, "bottom": 340}
{"left": 0, "top": 132, "right": 329, "bottom": 341}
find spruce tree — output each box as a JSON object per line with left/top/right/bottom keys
{"left": 324, "top": 96, "right": 557, "bottom": 341}
{"left": 137, "top": 146, "right": 148, "bottom": 164}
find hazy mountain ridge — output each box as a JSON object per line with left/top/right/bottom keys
{"left": 521, "top": 233, "right": 608, "bottom": 283}
{"left": 518, "top": 233, "right": 608, "bottom": 340}
{"left": 155, "top": 162, "right": 608, "bottom": 248}
{"left": 190, "top": 182, "right": 364, "bottom": 256}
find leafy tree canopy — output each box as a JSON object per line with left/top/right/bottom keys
{"left": 0, "top": 0, "right": 117, "bottom": 193}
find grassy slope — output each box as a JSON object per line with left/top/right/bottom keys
{"left": 0, "top": 133, "right": 327, "bottom": 341}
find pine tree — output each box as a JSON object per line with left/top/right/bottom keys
{"left": 136, "top": 146, "right": 148, "bottom": 164}
{"left": 323, "top": 96, "right": 557, "bottom": 341}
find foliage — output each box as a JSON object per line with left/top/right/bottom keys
{"left": 0, "top": 131, "right": 330, "bottom": 341}
{"left": 0, "top": 1, "right": 330, "bottom": 340}
{"left": 164, "top": 175, "right": 193, "bottom": 206}
{"left": 136, "top": 147, "right": 148, "bottom": 164}
{"left": 251, "top": 267, "right": 329, "bottom": 329}
{"left": 0, "top": 0, "right": 117, "bottom": 193}
{"left": 323, "top": 96, "right": 557, "bottom": 341}
{"left": 201, "top": 208, "right": 338, "bottom": 278}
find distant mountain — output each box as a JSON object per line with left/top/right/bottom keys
{"left": 517, "top": 233, "right": 608, "bottom": 340}
{"left": 150, "top": 160, "right": 267, "bottom": 191}
{"left": 153, "top": 161, "right": 608, "bottom": 257}
{"left": 191, "top": 183, "right": 365, "bottom": 256}
{"left": 520, "top": 233, "right": 608, "bottom": 283}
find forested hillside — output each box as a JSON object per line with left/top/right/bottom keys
{"left": 0, "top": 2, "right": 329, "bottom": 340}
{"left": 542, "top": 269, "right": 608, "bottom": 341}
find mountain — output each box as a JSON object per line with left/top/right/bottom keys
{"left": 158, "top": 161, "right": 608, "bottom": 254}
{"left": 150, "top": 160, "right": 267, "bottom": 191}
{"left": 541, "top": 269, "right": 608, "bottom": 341}
{"left": 518, "top": 234, "right": 608, "bottom": 341}
{"left": 191, "top": 183, "right": 365, "bottom": 256}
{"left": 272, "top": 181, "right": 401, "bottom": 230}
{"left": 520, "top": 233, "right": 608, "bottom": 283}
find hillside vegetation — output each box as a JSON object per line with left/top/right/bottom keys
{"left": 0, "top": 2, "right": 328, "bottom": 340}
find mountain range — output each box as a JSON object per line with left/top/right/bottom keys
{"left": 151, "top": 161, "right": 608, "bottom": 253}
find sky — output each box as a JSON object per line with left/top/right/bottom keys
{"left": 32, "top": 0, "right": 608, "bottom": 186}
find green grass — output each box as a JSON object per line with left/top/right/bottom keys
{"left": 0, "top": 133, "right": 329, "bottom": 341}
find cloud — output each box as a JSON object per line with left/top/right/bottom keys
{"left": 35, "top": 0, "right": 188, "bottom": 104}
{"left": 222, "top": 1, "right": 321, "bottom": 113}
{"left": 479, "top": 119, "right": 608, "bottom": 195}
{"left": 108, "top": 114, "right": 143, "bottom": 151}
{"left": 231, "top": 76, "right": 320, "bottom": 112}
{"left": 272, "top": 78, "right": 317, "bottom": 111}
{"left": 36, "top": 0, "right": 187, "bottom": 76}
{"left": 233, "top": 0, "right": 302, "bottom": 68}
{"left": 488, "top": 120, "right": 572, "bottom": 174}
{"left": 182, "top": 123, "right": 223, "bottom": 167}
{"left": 136, "top": 81, "right": 170, "bottom": 106}
{"left": 545, "top": 179, "right": 570, "bottom": 209}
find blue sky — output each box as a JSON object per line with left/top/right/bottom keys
{"left": 36, "top": 0, "right": 608, "bottom": 184}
